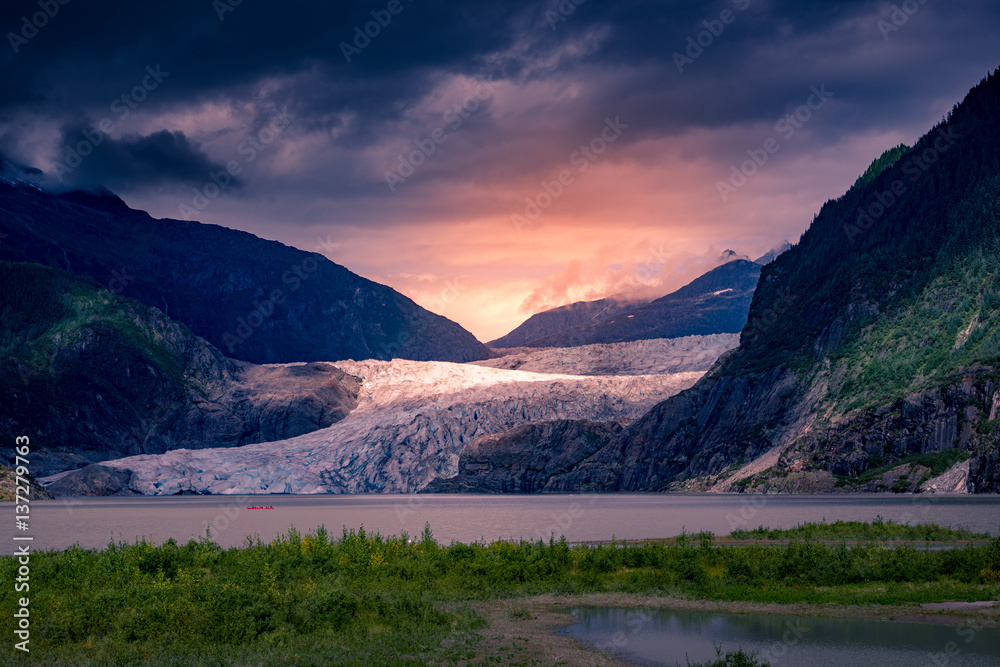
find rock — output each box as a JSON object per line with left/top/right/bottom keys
{"left": 45, "top": 465, "right": 137, "bottom": 497}
{"left": 424, "top": 420, "right": 625, "bottom": 493}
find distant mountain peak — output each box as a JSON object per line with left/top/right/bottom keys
{"left": 753, "top": 240, "right": 792, "bottom": 266}
{"left": 717, "top": 249, "right": 750, "bottom": 264}
{"left": 0, "top": 153, "right": 44, "bottom": 188}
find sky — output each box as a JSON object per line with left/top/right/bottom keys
{"left": 1, "top": 0, "right": 998, "bottom": 342}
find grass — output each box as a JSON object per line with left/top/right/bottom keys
{"left": 687, "top": 647, "right": 769, "bottom": 667}
{"left": 730, "top": 517, "right": 992, "bottom": 542}
{"left": 833, "top": 249, "right": 1000, "bottom": 414}
{"left": 1, "top": 522, "right": 998, "bottom": 666}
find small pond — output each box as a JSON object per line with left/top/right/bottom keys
{"left": 559, "top": 606, "right": 1000, "bottom": 666}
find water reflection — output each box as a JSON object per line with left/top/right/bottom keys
{"left": 560, "top": 606, "right": 1000, "bottom": 666}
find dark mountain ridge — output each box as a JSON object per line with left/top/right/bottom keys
{"left": 0, "top": 261, "right": 361, "bottom": 478}
{"left": 523, "top": 260, "right": 762, "bottom": 348}
{"left": 487, "top": 296, "right": 646, "bottom": 348}
{"left": 490, "top": 244, "right": 789, "bottom": 350}
{"left": 0, "top": 181, "right": 489, "bottom": 364}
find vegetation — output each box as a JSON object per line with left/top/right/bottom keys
{"left": 0, "top": 465, "right": 52, "bottom": 501}
{"left": 731, "top": 70, "right": 1000, "bottom": 382}
{"left": 729, "top": 517, "right": 991, "bottom": 542}
{"left": 1, "top": 522, "right": 998, "bottom": 666}
{"left": 687, "top": 647, "right": 770, "bottom": 667}
{"left": 832, "top": 450, "right": 971, "bottom": 489}
{"left": 834, "top": 243, "right": 1000, "bottom": 412}
{"left": 0, "top": 261, "right": 191, "bottom": 391}
{"left": 850, "top": 143, "right": 910, "bottom": 190}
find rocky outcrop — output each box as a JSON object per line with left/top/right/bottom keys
{"left": 44, "top": 465, "right": 138, "bottom": 497}
{"left": 0, "top": 465, "right": 53, "bottom": 501}
{"left": 0, "top": 262, "right": 360, "bottom": 476}
{"left": 424, "top": 420, "right": 625, "bottom": 493}
{"left": 0, "top": 180, "right": 489, "bottom": 364}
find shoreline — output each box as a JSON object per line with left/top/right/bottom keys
{"left": 469, "top": 593, "right": 1000, "bottom": 666}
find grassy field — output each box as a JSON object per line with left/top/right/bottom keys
{"left": 1, "top": 522, "right": 998, "bottom": 666}
{"left": 728, "top": 517, "right": 994, "bottom": 542}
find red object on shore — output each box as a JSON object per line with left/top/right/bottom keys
{"left": 247, "top": 506, "right": 274, "bottom": 510}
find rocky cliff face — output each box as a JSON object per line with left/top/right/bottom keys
{"left": 0, "top": 181, "right": 489, "bottom": 364}
{"left": 423, "top": 420, "right": 625, "bottom": 493}
{"left": 0, "top": 262, "right": 360, "bottom": 477}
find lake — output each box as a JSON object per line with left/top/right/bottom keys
{"left": 559, "top": 606, "right": 1000, "bottom": 666}
{"left": 13, "top": 493, "right": 1000, "bottom": 552}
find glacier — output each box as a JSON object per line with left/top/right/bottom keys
{"left": 50, "top": 336, "right": 739, "bottom": 495}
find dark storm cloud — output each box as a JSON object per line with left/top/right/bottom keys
{"left": 1, "top": 0, "right": 998, "bottom": 193}
{"left": 50, "top": 123, "right": 238, "bottom": 191}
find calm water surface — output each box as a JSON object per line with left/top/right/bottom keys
{"left": 560, "top": 607, "right": 1000, "bottom": 667}
{"left": 12, "top": 494, "right": 1000, "bottom": 552}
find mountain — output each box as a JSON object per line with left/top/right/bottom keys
{"left": 0, "top": 180, "right": 489, "bottom": 364}
{"left": 523, "top": 260, "right": 762, "bottom": 347}
{"left": 441, "top": 69, "right": 1000, "bottom": 494}
{"left": 753, "top": 240, "right": 792, "bottom": 266}
{"left": 487, "top": 296, "right": 646, "bottom": 348}
{"left": 489, "top": 246, "right": 790, "bottom": 350}
{"left": 717, "top": 249, "right": 750, "bottom": 263}
{"left": 0, "top": 261, "right": 360, "bottom": 477}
